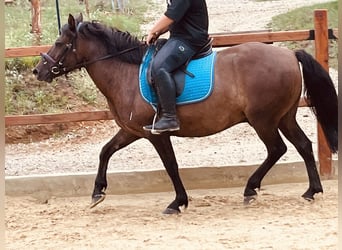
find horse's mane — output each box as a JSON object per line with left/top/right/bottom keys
{"left": 78, "top": 21, "right": 147, "bottom": 65}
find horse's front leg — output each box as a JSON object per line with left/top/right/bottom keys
{"left": 90, "top": 129, "right": 139, "bottom": 208}
{"left": 149, "top": 135, "right": 188, "bottom": 214}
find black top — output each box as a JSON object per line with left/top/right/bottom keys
{"left": 164, "top": 0, "right": 209, "bottom": 50}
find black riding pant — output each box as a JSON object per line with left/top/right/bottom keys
{"left": 151, "top": 38, "right": 196, "bottom": 77}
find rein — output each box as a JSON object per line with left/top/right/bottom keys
{"left": 71, "top": 45, "right": 142, "bottom": 70}
{"left": 41, "top": 39, "right": 143, "bottom": 76}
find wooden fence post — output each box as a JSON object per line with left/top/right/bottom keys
{"left": 314, "top": 9, "right": 333, "bottom": 178}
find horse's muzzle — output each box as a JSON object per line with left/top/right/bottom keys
{"left": 32, "top": 66, "right": 53, "bottom": 83}
{"left": 32, "top": 68, "right": 38, "bottom": 75}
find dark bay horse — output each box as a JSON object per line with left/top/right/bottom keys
{"left": 33, "top": 14, "right": 338, "bottom": 214}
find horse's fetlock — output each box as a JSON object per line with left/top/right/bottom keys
{"left": 178, "top": 194, "right": 188, "bottom": 207}
{"left": 311, "top": 185, "right": 323, "bottom": 194}
{"left": 244, "top": 188, "right": 258, "bottom": 197}
{"left": 247, "top": 177, "right": 261, "bottom": 191}
{"left": 93, "top": 182, "right": 107, "bottom": 196}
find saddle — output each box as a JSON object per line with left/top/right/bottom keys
{"left": 147, "top": 38, "right": 213, "bottom": 97}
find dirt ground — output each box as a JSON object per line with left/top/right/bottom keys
{"left": 5, "top": 180, "right": 337, "bottom": 249}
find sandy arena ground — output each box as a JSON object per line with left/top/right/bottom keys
{"left": 5, "top": 180, "right": 338, "bottom": 250}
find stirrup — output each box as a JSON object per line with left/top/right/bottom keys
{"left": 143, "top": 125, "right": 180, "bottom": 134}
{"left": 143, "top": 113, "right": 158, "bottom": 133}
{"left": 143, "top": 113, "right": 180, "bottom": 134}
{"left": 151, "top": 126, "right": 180, "bottom": 134}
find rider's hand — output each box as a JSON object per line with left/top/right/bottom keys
{"left": 146, "top": 32, "right": 158, "bottom": 45}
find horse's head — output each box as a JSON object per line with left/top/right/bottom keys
{"left": 33, "top": 14, "right": 84, "bottom": 83}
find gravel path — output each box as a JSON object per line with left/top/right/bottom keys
{"left": 5, "top": 0, "right": 337, "bottom": 176}
{"left": 206, "top": 0, "right": 334, "bottom": 33}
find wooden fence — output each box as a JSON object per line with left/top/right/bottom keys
{"left": 5, "top": 10, "right": 338, "bottom": 177}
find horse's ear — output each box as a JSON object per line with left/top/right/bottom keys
{"left": 68, "top": 14, "right": 76, "bottom": 32}
{"left": 76, "top": 13, "right": 83, "bottom": 23}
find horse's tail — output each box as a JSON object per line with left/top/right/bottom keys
{"left": 295, "top": 49, "right": 338, "bottom": 153}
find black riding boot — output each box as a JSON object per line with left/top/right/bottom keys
{"left": 143, "top": 68, "right": 180, "bottom": 134}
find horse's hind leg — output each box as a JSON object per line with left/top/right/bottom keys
{"left": 244, "top": 122, "right": 287, "bottom": 204}
{"left": 90, "top": 129, "right": 139, "bottom": 208}
{"left": 279, "top": 112, "right": 323, "bottom": 200}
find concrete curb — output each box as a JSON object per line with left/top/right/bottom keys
{"left": 5, "top": 161, "right": 337, "bottom": 198}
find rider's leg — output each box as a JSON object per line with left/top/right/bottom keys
{"left": 145, "top": 67, "right": 179, "bottom": 133}
{"left": 143, "top": 38, "right": 195, "bottom": 134}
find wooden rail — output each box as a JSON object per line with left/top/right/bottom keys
{"left": 5, "top": 10, "right": 337, "bottom": 177}
{"left": 5, "top": 110, "right": 114, "bottom": 126}
{"left": 5, "top": 45, "right": 51, "bottom": 58}
{"left": 1, "top": 98, "right": 312, "bottom": 127}
{"left": 4, "top": 29, "right": 338, "bottom": 58}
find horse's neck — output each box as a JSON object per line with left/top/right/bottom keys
{"left": 85, "top": 60, "right": 140, "bottom": 119}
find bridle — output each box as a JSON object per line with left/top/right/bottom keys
{"left": 40, "top": 28, "right": 143, "bottom": 76}
{"left": 40, "top": 42, "right": 75, "bottom": 75}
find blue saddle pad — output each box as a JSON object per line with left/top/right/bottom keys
{"left": 139, "top": 46, "right": 217, "bottom": 105}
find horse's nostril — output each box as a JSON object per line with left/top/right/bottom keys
{"left": 33, "top": 68, "right": 38, "bottom": 75}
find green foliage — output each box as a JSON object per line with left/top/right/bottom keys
{"left": 67, "top": 69, "right": 101, "bottom": 105}
{"left": 5, "top": 0, "right": 149, "bottom": 47}
{"left": 269, "top": 1, "right": 338, "bottom": 69}
{"left": 5, "top": 71, "right": 69, "bottom": 115}
{"left": 270, "top": 1, "right": 337, "bottom": 30}
{"left": 5, "top": 57, "right": 40, "bottom": 72}
{"left": 5, "top": 0, "right": 151, "bottom": 115}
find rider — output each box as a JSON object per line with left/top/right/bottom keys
{"left": 143, "top": 0, "right": 210, "bottom": 134}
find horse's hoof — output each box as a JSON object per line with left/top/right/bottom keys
{"left": 90, "top": 193, "right": 106, "bottom": 209}
{"left": 302, "top": 195, "right": 314, "bottom": 202}
{"left": 243, "top": 195, "right": 257, "bottom": 205}
{"left": 163, "top": 207, "right": 180, "bottom": 215}
{"left": 301, "top": 187, "right": 323, "bottom": 202}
